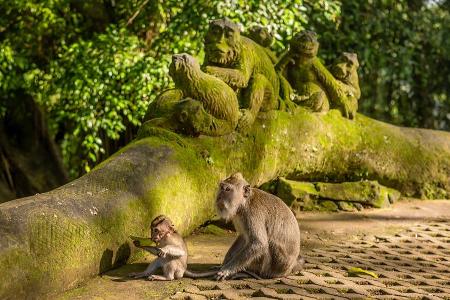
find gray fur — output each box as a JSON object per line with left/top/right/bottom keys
{"left": 215, "top": 173, "right": 303, "bottom": 280}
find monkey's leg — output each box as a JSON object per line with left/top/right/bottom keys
{"left": 217, "top": 239, "right": 266, "bottom": 281}
{"left": 238, "top": 74, "right": 273, "bottom": 131}
{"left": 222, "top": 235, "right": 245, "bottom": 266}
{"left": 176, "top": 99, "right": 236, "bottom": 136}
{"left": 292, "top": 255, "right": 306, "bottom": 274}
{"left": 128, "top": 258, "right": 162, "bottom": 278}
{"left": 150, "top": 263, "right": 176, "bottom": 281}
{"left": 305, "top": 91, "right": 329, "bottom": 113}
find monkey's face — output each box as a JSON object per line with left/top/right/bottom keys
{"left": 331, "top": 52, "right": 359, "bottom": 82}
{"left": 290, "top": 30, "right": 319, "bottom": 58}
{"left": 215, "top": 179, "right": 251, "bottom": 221}
{"left": 169, "top": 53, "right": 200, "bottom": 83}
{"left": 248, "top": 25, "right": 273, "bottom": 47}
{"left": 204, "top": 19, "right": 241, "bottom": 65}
{"left": 150, "top": 220, "right": 173, "bottom": 243}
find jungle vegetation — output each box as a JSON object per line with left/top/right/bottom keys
{"left": 0, "top": 0, "right": 449, "bottom": 200}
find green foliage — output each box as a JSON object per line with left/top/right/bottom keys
{"left": 315, "top": 1, "right": 450, "bottom": 129}
{"left": 1, "top": 0, "right": 449, "bottom": 178}
{"left": 37, "top": 26, "right": 170, "bottom": 176}
{"left": 1, "top": 0, "right": 340, "bottom": 177}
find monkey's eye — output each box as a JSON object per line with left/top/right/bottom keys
{"left": 153, "top": 228, "right": 159, "bottom": 233}
{"left": 225, "top": 186, "right": 231, "bottom": 192}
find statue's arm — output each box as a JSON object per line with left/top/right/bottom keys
{"left": 275, "top": 50, "right": 293, "bottom": 75}
{"left": 312, "top": 58, "right": 346, "bottom": 102}
{"left": 204, "top": 56, "right": 252, "bottom": 89}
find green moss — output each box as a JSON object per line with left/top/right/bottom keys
{"left": 1, "top": 106, "right": 450, "bottom": 298}
{"left": 337, "top": 201, "right": 356, "bottom": 211}
{"left": 318, "top": 200, "right": 339, "bottom": 212}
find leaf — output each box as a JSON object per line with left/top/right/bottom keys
{"left": 347, "top": 267, "right": 379, "bottom": 278}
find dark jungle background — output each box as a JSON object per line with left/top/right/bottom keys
{"left": 1, "top": 0, "right": 449, "bottom": 201}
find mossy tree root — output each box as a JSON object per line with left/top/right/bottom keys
{"left": 0, "top": 108, "right": 449, "bottom": 298}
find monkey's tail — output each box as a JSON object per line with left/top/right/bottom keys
{"left": 183, "top": 269, "right": 218, "bottom": 278}
{"left": 292, "top": 255, "right": 306, "bottom": 274}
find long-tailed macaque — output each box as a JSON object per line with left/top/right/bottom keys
{"left": 215, "top": 173, "right": 304, "bottom": 280}
{"left": 128, "top": 215, "right": 217, "bottom": 280}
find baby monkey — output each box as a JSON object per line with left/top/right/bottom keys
{"left": 128, "top": 215, "right": 216, "bottom": 280}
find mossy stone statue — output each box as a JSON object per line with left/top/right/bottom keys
{"left": 278, "top": 30, "right": 362, "bottom": 119}
{"left": 139, "top": 53, "right": 239, "bottom": 137}
{"left": 202, "top": 18, "right": 283, "bottom": 130}
{"left": 314, "top": 52, "right": 361, "bottom": 119}
{"left": 277, "top": 30, "right": 330, "bottom": 112}
{"left": 245, "top": 25, "right": 278, "bottom": 63}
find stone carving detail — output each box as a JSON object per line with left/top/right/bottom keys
{"left": 277, "top": 30, "right": 330, "bottom": 113}
{"left": 140, "top": 22, "right": 362, "bottom": 138}
{"left": 202, "top": 18, "right": 284, "bottom": 130}
{"left": 140, "top": 53, "right": 239, "bottom": 137}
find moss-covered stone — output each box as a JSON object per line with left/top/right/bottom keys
{"left": 0, "top": 107, "right": 449, "bottom": 298}
{"left": 318, "top": 200, "right": 339, "bottom": 212}
{"left": 337, "top": 201, "right": 356, "bottom": 212}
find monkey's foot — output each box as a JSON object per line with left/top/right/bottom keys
{"left": 215, "top": 269, "right": 233, "bottom": 281}
{"left": 147, "top": 275, "right": 170, "bottom": 281}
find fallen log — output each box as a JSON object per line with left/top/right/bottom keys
{"left": 0, "top": 108, "right": 449, "bottom": 298}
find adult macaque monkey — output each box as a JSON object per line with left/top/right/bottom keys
{"left": 215, "top": 173, "right": 304, "bottom": 280}
{"left": 128, "top": 215, "right": 217, "bottom": 280}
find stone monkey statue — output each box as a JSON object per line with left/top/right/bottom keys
{"left": 139, "top": 53, "right": 240, "bottom": 137}
{"left": 316, "top": 52, "right": 361, "bottom": 119}
{"left": 202, "top": 18, "right": 281, "bottom": 130}
{"left": 276, "top": 30, "right": 330, "bottom": 113}
{"left": 246, "top": 25, "right": 278, "bottom": 63}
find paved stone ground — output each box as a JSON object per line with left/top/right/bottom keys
{"left": 58, "top": 200, "right": 450, "bottom": 300}
{"left": 172, "top": 221, "right": 450, "bottom": 300}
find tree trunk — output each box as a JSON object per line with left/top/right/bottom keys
{"left": 0, "top": 96, "right": 68, "bottom": 203}
{"left": 0, "top": 108, "right": 449, "bottom": 298}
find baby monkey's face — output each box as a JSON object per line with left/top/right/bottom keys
{"left": 150, "top": 219, "right": 174, "bottom": 243}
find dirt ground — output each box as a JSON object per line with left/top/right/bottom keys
{"left": 57, "top": 199, "right": 450, "bottom": 300}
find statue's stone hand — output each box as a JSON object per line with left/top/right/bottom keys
{"left": 204, "top": 66, "right": 225, "bottom": 80}
{"left": 237, "top": 109, "right": 255, "bottom": 132}
{"left": 292, "top": 94, "right": 309, "bottom": 103}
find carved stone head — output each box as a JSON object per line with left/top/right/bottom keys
{"left": 331, "top": 52, "right": 360, "bottom": 83}
{"left": 204, "top": 18, "right": 242, "bottom": 65}
{"left": 169, "top": 53, "right": 201, "bottom": 86}
{"left": 290, "top": 30, "right": 319, "bottom": 58}
{"left": 247, "top": 25, "right": 273, "bottom": 48}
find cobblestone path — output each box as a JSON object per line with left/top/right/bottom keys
{"left": 171, "top": 221, "right": 450, "bottom": 300}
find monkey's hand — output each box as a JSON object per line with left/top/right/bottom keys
{"left": 156, "top": 248, "right": 168, "bottom": 258}
{"left": 215, "top": 269, "right": 234, "bottom": 281}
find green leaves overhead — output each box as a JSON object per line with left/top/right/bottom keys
{"left": 1, "top": 0, "right": 448, "bottom": 177}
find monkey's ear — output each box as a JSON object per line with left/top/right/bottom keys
{"left": 243, "top": 185, "right": 251, "bottom": 198}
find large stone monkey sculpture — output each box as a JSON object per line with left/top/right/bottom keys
{"left": 202, "top": 18, "right": 281, "bottom": 130}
